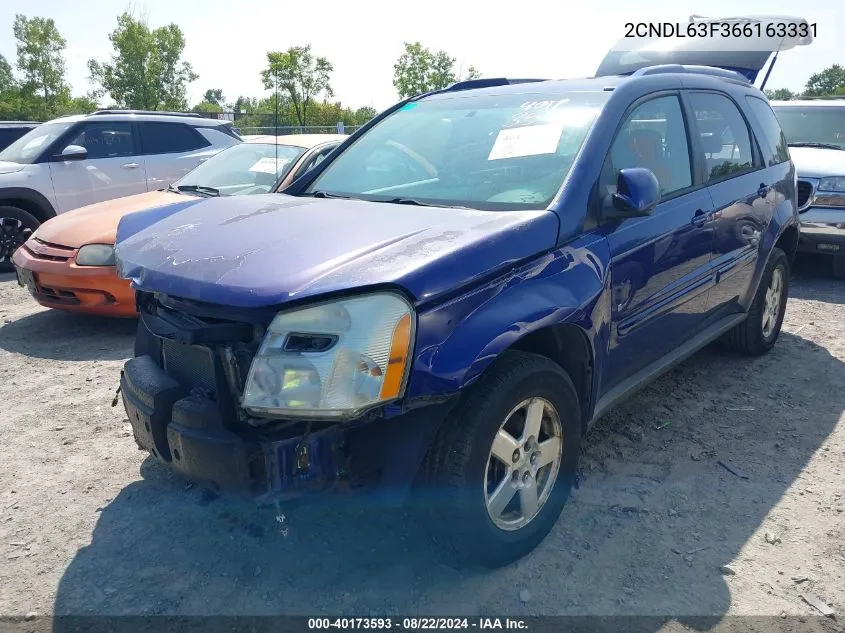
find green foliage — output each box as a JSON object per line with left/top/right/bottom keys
{"left": 0, "top": 54, "right": 13, "bottom": 93}
{"left": 393, "top": 42, "right": 480, "bottom": 98}
{"left": 261, "top": 46, "right": 333, "bottom": 126}
{"left": 764, "top": 88, "right": 797, "bottom": 101}
{"left": 88, "top": 12, "right": 198, "bottom": 110}
{"left": 193, "top": 100, "right": 223, "bottom": 113}
{"left": 804, "top": 64, "right": 845, "bottom": 98}
{"left": 203, "top": 88, "right": 224, "bottom": 106}
{"left": 12, "top": 15, "right": 68, "bottom": 107}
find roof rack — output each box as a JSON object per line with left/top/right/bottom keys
{"left": 632, "top": 64, "right": 750, "bottom": 83}
{"left": 443, "top": 77, "right": 549, "bottom": 93}
{"left": 89, "top": 109, "right": 202, "bottom": 118}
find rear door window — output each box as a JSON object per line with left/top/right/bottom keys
{"left": 689, "top": 92, "right": 759, "bottom": 182}
{"left": 140, "top": 122, "right": 211, "bottom": 155}
{"left": 745, "top": 96, "right": 790, "bottom": 165}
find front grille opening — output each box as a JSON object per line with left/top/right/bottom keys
{"left": 797, "top": 180, "right": 813, "bottom": 211}
{"left": 23, "top": 244, "right": 70, "bottom": 262}
{"left": 161, "top": 339, "right": 217, "bottom": 394}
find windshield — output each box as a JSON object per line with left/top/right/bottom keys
{"left": 175, "top": 142, "right": 307, "bottom": 195}
{"left": 772, "top": 105, "right": 845, "bottom": 150}
{"left": 307, "top": 91, "right": 609, "bottom": 210}
{"left": 0, "top": 121, "right": 74, "bottom": 164}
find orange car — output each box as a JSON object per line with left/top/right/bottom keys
{"left": 12, "top": 134, "right": 345, "bottom": 317}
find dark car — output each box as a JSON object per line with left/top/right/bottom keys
{"left": 112, "top": 39, "right": 801, "bottom": 566}
{"left": 0, "top": 121, "right": 39, "bottom": 152}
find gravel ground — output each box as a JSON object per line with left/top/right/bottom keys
{"left": 0, "top": 255, "right": 843, "bottom": 626}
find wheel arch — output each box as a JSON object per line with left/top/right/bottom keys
{"left": 0, "top": 187, "right": 57, "bottom": 224}
{"left": 497, "top": 323, "right": 595, "bottom": 434}
{"left": 774, "top": 223, "right": 799, "bottom": 267}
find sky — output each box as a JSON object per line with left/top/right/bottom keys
{"left": 0, "top": 0, "right": 841, "bottom": 113}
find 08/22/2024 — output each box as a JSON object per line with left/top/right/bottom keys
{"left": 307, "top": 617, "right": 529, "bottom": 630}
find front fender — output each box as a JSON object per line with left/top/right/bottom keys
{"left": 406, "top": 235, "right": 610, "bottom": 400}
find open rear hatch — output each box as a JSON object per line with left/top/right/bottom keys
{"left": 596, "top": 15, "right": 813, "bottom": 86}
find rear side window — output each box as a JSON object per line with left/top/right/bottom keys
{"left": 140, "top": 122, "right": 211, "bottom": 155}
{"left": 745, "top": 96, "right": 790, "bottom": 165}
{"left": 689, "top": 92, "right": 757, "bottom": 182}
{"left": 67, "top": 122, "right": 135, "bottom": 159}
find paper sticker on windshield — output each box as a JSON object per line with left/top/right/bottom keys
{"left": 487, "top": 123, "right": 565, "bottom": 161}
{"left": 248, "top": 157, "right": 290, "bottom": 174}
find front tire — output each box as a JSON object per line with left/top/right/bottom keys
{"left": 724, "top": 247, "right": 789, "bottom": 356}
{"left": 0, "top": 206, "right": 39, "bottom": 273}
{"left": 418, "top": 351, "right": 581, "bottom": 567}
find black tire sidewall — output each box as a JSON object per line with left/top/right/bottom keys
{"left": 0, "top": 205, "right": 40, "bottom": 272}
{"left": 437, "top": 355, "right": 581, "bottom": 564}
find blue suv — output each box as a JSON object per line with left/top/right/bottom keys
{"left": 114, "top": 57, "right": 799, "bottom": 566}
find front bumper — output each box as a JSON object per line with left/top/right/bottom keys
{"left": 120, "top": 353, "right": 451, "bottom": 502}
{"left": 12, "top": 241, "right": 136, "bottom": 317}
{"left": 797, "top": 206, "right": 845, "bottom": 255}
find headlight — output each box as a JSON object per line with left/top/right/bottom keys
{"left": 242, "top": 293, "right": 414, "bottom": 420}
{"left": 818, "top": 176, "right": 845, "bottom": 192}
{"left": 75, "top": 244, "right": 116, "bottom": 266}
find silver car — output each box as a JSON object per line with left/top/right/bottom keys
{"left": 771, "top": 99, "right": 845, "bottom": 278}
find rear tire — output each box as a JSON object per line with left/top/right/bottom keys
{"left": 418, "top": 351, "right": 581, "bottom": 567}
{"left": 0, "top": 206, "right": 39, "bottom": 273}
{"left": 724, "top": 247, "right": 789, "bottom": 356}
{"left": 832, "top": 254, "right": 845, "bottom": 280}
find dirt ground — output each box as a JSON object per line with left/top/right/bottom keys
{"left": 0, "top": 255, "right": 843, "bottom": 627}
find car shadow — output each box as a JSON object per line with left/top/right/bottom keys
{"left": 51, "top": 335, "right": 844, "bottom": 623}
{"left": 791, "top": 254, "right": 844, "bottom": 305}
{"left": 0, "top": 309, "right": 136, "bottom": 361}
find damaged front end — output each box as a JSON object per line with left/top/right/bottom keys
{"left": 120, "top": 291, "right": 451, "bottom": 503}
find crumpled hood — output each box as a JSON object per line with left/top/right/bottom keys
{"left": 0, "top": 161, "right": 25, "bottom": 175}
{"left": 34, "top": 190, "right": 196, "bottom": 248}
{"left": 115, "top": 194, "right": 558, "bottom": 308}
{"left": 789, "top": 147, "right": 845, "bottom": 178}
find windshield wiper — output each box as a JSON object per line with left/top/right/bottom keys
{"left": 303, "top": 190, "right": 351, "bottom": 199}
{"left": 788, "top": 142, "right": 845, "bottom": 151}
{"left": 379, "top": 197, "right": 471, "bottom": 210}
{"left": 175, "top": 184, "right": 220, "bottom": 197}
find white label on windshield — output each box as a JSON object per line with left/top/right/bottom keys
{"left": 248, "top": 157, "right": 290, "bottom": 174}
{"left": 22, "top": 135, "right": 48, "bottom": 151}
{"left": 487, "top": 123, "right": 565, "bottom": 161}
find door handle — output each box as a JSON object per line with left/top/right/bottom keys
{"left": 691, "top": 209, "right": 712, "bottom": 227}
{"left": 757, "top": 183, "right": 770, "bottom": 198}
{"left": 121, "top": 162, "right": 140, "bottom": 170}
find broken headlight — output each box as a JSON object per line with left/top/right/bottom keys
{"left": 242, "top": 292, "right": 414, "bottom": 420}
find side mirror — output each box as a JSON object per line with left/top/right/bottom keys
{"left": 606, "top": 167, "right": 661, "bottom": 219}
{"left": 53, "top": 145, "right": 88, "bottom": 162}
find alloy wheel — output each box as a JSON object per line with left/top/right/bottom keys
{"left": 484, "top": 397, "right": 563, "bottom": 531}
{"left": 762, "top": 267, "right": 784, "bottom": 339}
{"left": 0, "top": 216, "right": 32, "bottom": 265}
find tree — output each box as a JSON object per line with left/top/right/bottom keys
{"left": 88, "top": 12, "right": 198, "bottom": 110}
{"left": 0, "top": 54, "right": 14, "bottom": 93}
{"left": 13, "top": 15, "right": 68, "bottom": 108}
{"left": 261, "top": 46, "right": 333, "bottom": 127}
{"left": 203, "top": 88, "right": 224, "bottom": 106}
{"left": 804, "top": 64, "right": 845, "bottom": 98}
{"left": 463, "top": 65, "right": 481, "bottom": 81}
{"left": 392, "top": 42, "right": 479, "bottom": 98}
{"left": 764, "top": 88, "right": 797, "bottom": 101}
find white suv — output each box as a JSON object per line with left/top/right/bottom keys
{"left": 0, "top": 110, "right": 241, "bottom": 271}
